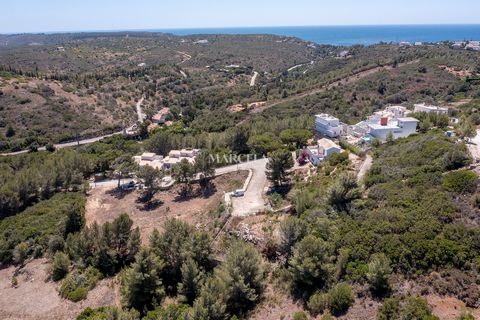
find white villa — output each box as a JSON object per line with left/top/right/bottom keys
{"left": 134, "top": 148, "right": 199, "bottom": 170}
{"left": 304, "top": 138, "right": 342, "bottom": 166}
{"left": 315, "top": 114, "right": 348, "bottom": 138}
{"left": 414, "top": 103, "right": 449, "bottom": 114}
{"left": 350, "top": 106, "right": 418, "bottom": 141}
{"left": 366, "top": 117, "right": 419, "bottom": 141}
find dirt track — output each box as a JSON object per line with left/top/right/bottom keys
{"left": 252, "top": 60, "right": 420, "bottom": 114}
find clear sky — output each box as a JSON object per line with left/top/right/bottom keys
{"left": 1, "top": 0, "right": 480, "bottom": 34}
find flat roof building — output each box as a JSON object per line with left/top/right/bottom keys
{"left": 315, "top": 114, "right": 347, "bottom": 138}
{"left": 414, "top": 103, "right": 449, "bottom": 114}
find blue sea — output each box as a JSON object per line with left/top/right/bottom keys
{"left": 153, "top": 25, "right": 480, "bottom": 46}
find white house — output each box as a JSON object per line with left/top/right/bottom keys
{"left": 466, "top": 42, "right": 480, "bottom": 51}
{"left": 304, "top": 139, "right": 342, "bottom": 166}
{"left": 414, "top": 103, "right": 449, "bottom": 114}
{"left": 451, "top": 42, "right": 465, "bottom": 49}
{"left": 315, "top": 114, "right": 347, "bottom": 138}
{"left": 368, "top": 117, "right": 419, "bottom": 141}
{"left": 350, "top": 105, "right": 413, "bottom": 139}
{"left": 134, "top": 148, "right": 199, "bottom": 170}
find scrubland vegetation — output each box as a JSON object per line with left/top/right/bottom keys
{"left": 0, "top": 32, "right": 479, "bottom": 320}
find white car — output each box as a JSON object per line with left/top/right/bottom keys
{"left": 232, "top": 189, "right": 245, "bottom": 197}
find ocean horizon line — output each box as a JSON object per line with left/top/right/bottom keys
{"left": 2, "top": 24, "right": 480, "bottom": 46}
{"left": 2, "top": 23, "right": 480, "bottom": 36}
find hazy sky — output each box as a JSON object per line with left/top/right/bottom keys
{"left": 2, "top": 0, "right": 480, "bottom": 34}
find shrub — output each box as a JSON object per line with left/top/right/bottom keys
{"left": 366, "top": 253, "right": 392, "bottom": 294}
{"left": 328, "top": 283, "right": 354, "bottom": 316}
{"left": 328, "top": 151, "right": 349, "bottom": 166}
{"left": 442, "top": 170, "right": 477, "bottom": 193}
{"left": 50, "top": 252, "right": 70, "bottom": 281}
{"left": 293, "top": 311, "right": 309, "bottom": 320}
{"left": 66, "top": 287, "right": 88, "bottom": 302}
{"left": 269, "top": 192, "right": 283, "bottom": 209}
{"left": 77, "top": 307, "right": 140, "bottom": 320}
{"left": 59, "top": 267, "right": 102, "bottom": 301}
{"left": 47, "top": 235, "right": 65, "bottom": 255}
{"left": 377, "top": 296, "right": 438, "bottom": 320}
{"left": 308, "top": 292, "right": 331, "bottom": 315}
{"left": 458, "top": 312, "right": 475, "bottom": 320}
{"left": 377, "top": 297, "right": 400, "bottom": 320}
{"left": 45, "top": 143, "right": 56, "bottom": 152}
{"left": 12, "top": 242, "right": 29, "bottom": 266}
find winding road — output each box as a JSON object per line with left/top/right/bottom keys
{"left": 1, "top": 97, "right": 146, "bottom": 156}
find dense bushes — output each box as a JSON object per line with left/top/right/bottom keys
{"left": 0, "top": 192, "right": 85, "bottom": 265}
{"left": 60, "top": 267, "right": 102, "bottom": 302}
{"left": 442, "top": 170, "right": 478, "bottom": 193}
{"left": 308, "top": 283, "right": 354, "bottom": 316}
{"left": 377, "top": 296, "right": 438, "bottom": 320}
{"left": 0, "top": 149, "right": 93, "bottom": 218}
{"left": 50, "top": 251, "right": 70, "bottom": 281}
{"left": 66, "top": 213, "right": 141, "bottom": 275}
{"left": 288, "top": 132, "right": 480, "bottom": 311}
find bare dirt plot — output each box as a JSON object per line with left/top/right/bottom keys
{"left": 249, "top": 284, "right": 305, "bottom": 320}
{"left": 426, "top": 295, "right": 480, "bottom": 320}
{"left": 0, "top": 259, "right": 117, "bottom": 320}
{"left": 86, "top": 171, "right": 249, "bottom": 243}
{"left": 439, "top": 65, "right": 473, "bottom": 78}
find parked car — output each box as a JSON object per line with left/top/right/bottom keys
{"left": 121, "top": 181, "right": 136, "bottom": 191}
{"left": 232, "top": 189, "right": 245, "bottom": 197}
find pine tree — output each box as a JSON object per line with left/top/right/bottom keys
{"left": 178, "top": 258, "right": 205, "bottom": 305}
{"left": 266, "top": 149, "right": 294, "bottom": 186}
{"left": 194, "top": 150, "right": 215, "bottom": 191}
{"left": 366, "top": 253, "right": 392, "bottom": 294}
{"left": 217, "top": 241, "right": 264, "bottom": 315}
{"left": 5, "top": 124, "right": 16, "bottom": 138}
{"left": 190, "top": 277, "right": 228, "bottom": 320}
{"left": 121, "top": 249, "right": 165, "bottom": 314}
{"left": 50, "top": 251, "right": 70, "bottom": 281}
{"left": 289, "top": 235, "right": 330, "bottom": 290}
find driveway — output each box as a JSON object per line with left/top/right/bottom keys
{"left": 92, "top": 157, "right": 269, "bottom": 217}
{"left": 224, "top": 158, "right": 268, "bottom": 217}
{"left": 357, "top": 154, "right": 373, "bottom": 183}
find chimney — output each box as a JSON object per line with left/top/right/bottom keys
{"left": 380, "top": 117, "right": 388, "bottom": 126}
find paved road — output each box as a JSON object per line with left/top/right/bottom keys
{"left": 1, "top": 97, "right": 145, "bottom": 156}
{"left": 1, "top": 131, "right": 124, "bottom": 156}
{"left": 228, "top": 158, "right": 268, "bottom": 217}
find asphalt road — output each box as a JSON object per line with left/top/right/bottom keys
{"left": 1, "top": 131, "right": 124, "bottom": 156}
